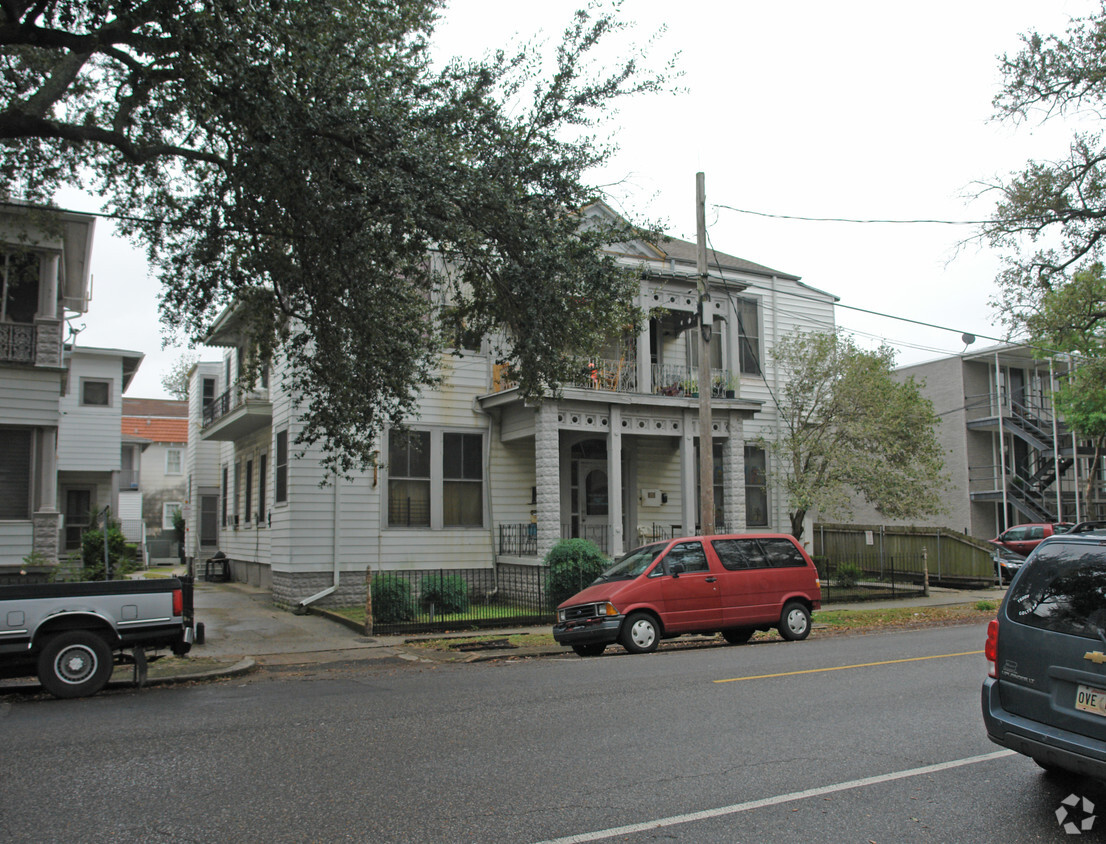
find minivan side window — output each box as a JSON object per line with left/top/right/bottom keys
{"left": 1007, "top": 542, "right": 1106, "bottom": 640}
{"left": 761, "top": 538, "right": 807, "bottom": 568}
{"left": 711, "top": 539, "right": 767, "bottom": 570}
{"left": 665, "top": 542, "right": 708, "bottom": 574}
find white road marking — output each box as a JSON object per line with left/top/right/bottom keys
{"left": 532, "top": 750, "right": 1017, "bottom": 844}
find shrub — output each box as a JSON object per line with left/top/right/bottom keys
{"left": 975, "top": 600, "right": 997, "bottom": 612}
{"left": 419, "top": 573, "right": 470, "bottom": 614}
{"left": 371, "top": 574, "right": 416, "bottom": 623}
{"left": 834, "top": 561, "right": 862, "bottom": 589}
{"left": 79, "top": 522, "right": 138, "bottom": 580}
{"left": 544, "top": 538, "right": 609, "bottom": 608}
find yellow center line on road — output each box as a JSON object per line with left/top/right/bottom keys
{"left": 714, "top": 650, "right": 985, "bottom": 684}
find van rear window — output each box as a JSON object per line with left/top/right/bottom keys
{"left": 1006, "top": 542, "right": 1106, "bottom": 640}
{"left": 712, "top": 538, "right": 807, "bottom": 570}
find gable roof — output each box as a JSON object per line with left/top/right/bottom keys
{"left": 123, "top": 398, "right": 188, "bottom": 418}
{"left": 121, "top": 416, "right": 188, "bottom": 444}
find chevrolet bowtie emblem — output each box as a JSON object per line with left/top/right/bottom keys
{"left": 1085, "top": 651, "right": 1106, "bottom": 665}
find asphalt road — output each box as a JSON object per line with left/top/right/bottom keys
{"left": 2, "top": 621, "right": 1101, "bottom": 843}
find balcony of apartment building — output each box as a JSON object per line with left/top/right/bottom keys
{"left": 201, "top": 378, "right": 272, "bottom": 441}
{"left": 0, "top": 249, "right": 67, "bottom": 369}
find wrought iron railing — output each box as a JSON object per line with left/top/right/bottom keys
{"left": 203, "top": 384, "right": 270, "bottom": 427}
{"left": 0, "top": 322, "right": 35, "bottom": 363}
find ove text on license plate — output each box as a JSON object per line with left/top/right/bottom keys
{"left": 1076, "top": 684, "right": 1106, "bottom": 717}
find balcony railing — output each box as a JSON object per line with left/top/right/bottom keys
{"left": 490, "top": 360, "right": 734, "bottom": 398}
{"left": 203, "top": 384, "right": 270, "bottom": 427}
{"left": 0, "top": 322, "right": 35, "bottom": 363}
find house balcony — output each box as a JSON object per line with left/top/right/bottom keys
{"left": 489, "top": 360, "right": 739, "bottom": 401}
{"left": 201, "top": 385, "right": 272, "bottom": 441}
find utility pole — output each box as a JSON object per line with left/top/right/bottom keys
{"left": 696, "top": 172, "right": 715, "bottom": 536}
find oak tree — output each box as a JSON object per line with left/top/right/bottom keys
{"left": 0, "top": 0, "right": 672, "bottom": 472}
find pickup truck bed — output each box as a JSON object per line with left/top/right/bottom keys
{"left": 0, "top": 578, "right": 195, "bottom": 698}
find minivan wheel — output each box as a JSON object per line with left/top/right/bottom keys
{"left": 620, "top": 612, "right": 660, "bottom": 654}
{"left": 572, "top": 644, "right": 606, "bottom": 657}
{"left": 722, "top": 628, "right": 753, "bottom": 645}
{"left": 778, "top": 602, "right": 811, "bottom": 641}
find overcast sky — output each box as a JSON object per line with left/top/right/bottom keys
{"left": 70, "top": 0, "right": 1101, "bottom": 398}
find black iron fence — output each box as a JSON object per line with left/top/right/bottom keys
{"left": 816, "top": 552, "right": 928, "bottom": 604}
{"left": 369, "top": 566, "right": 555, "bottom": 634}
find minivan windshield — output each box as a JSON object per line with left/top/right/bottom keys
{"left": 596, "top": 543, "right": 667, "bottom": 582}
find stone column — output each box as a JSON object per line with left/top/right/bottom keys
{"left": 680, "top": 409, "right": 697, "bottom": 534}
{"left": 722, "top": 416, "right": 745, "bottom": 534}
{"left": 608, "top": 405, "right": 623, "bottom": 557}
{"left": 534, "top": 402, "right": 561, "bottom": 558}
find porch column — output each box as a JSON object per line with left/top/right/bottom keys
{"left": 608, "top": 405, "right": 624, "bottom": 557}
{"left": 680, "top": 409, "right": 697, "bottom": 534}
{"left": 534, "top": 402, "right": 561, "bottom": 558}
{"left": 637, "top": 289, "right": 651, "bottom": 394}
{"left": 722, "top": 418, "right": 745, "bottom": 533}
{"left": 37, "top": 427, "right": 58, "bottom": 513}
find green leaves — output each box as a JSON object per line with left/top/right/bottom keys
{"left": 1, "top": 1, "right": 672, "bottom": 474}
{"left": 767, "top": 331, "right": 947, "bottom": 539}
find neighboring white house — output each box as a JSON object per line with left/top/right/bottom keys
{"left": 0, "top": 204, "right": 95, "bottom": 578}
{"left": 847, "top": 343, "right": 1086, "bottom": 542}
{"left": 186, "top": 205, "right": 837, "bottom": 606}
{"left": 57, "top": 345, "right": 144, "bottom": 554}
{"left": 121, "top": 398, "right": 190, "bottom": 560}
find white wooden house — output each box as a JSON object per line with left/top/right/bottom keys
{"left": 186, "top": 208, "right": 837, "bottom": 606}
{"left": 0, "top": 204, "right": 95, "bottom": 577}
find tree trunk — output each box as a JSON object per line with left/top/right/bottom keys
{"left": 789, "top": 509, "right": 806, "bottom": 540}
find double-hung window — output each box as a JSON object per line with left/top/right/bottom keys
{"left": 387, "top": 428, "right": 484, "bottom": 529}
{"left": 388, "top": 430, "right": 431, "bottom": 527}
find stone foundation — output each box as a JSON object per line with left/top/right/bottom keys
{"left": 32, "top": 511, "right": 61, "bottom": 565}
{"left": 270, "top": 570, "right": 367, "bottom": 609}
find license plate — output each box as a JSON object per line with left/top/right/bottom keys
{"left": 1076, "top": 684, "right": 1106, "bottom": 717}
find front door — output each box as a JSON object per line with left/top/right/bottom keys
{"left": 64, "top": 488, "right": 92, "bottom": 550}
{"left": 578, "top": 460, "right": 609, "bottom": 552}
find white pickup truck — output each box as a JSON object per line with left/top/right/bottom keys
{"left": 0, "top": 578, "right": 196, "bottom": 698}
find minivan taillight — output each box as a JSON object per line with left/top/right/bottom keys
{"left": 985, "top": 619, "right": 998, "bottom": 678}
{"left": 173, "top": 588, "right": 183, "bottom": 617}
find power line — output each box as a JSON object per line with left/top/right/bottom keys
{"left": 714, "top": 203, "right": 991, "bottom": 226}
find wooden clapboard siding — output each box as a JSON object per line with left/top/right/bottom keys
{"left": 58, "top": 352, "right": 124, "bottom": 471}
{"left": 487, "top": 437, "right": 536, "bottom": 526}
{"left": 0, "top": 368, "right": 61, "bottom": 425}
{"left": 0, "top": 523, "right": 34, "bottom": 567}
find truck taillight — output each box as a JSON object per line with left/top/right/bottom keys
{"left": 985, "top": 619, "right": 998, "bottom": 678}
{"left": 173, "top": 588, "right": 183, "bottom": 617}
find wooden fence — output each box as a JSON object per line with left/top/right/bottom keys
{"left": 812, "top": 523, "right": 996, "bottom": 586}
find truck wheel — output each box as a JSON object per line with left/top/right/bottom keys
{"left": 37, "top": 631, "right": 114, "bottom": 698}
{"left": 620, "top": 612, "right": 660, "bottom": 654}
{"left": 777, "top": 602, "right": 811, "bottom": 641}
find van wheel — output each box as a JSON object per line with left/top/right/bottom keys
{"left": 37, "top": 631, "right": 114, "bottom": 698}
{"left": 722, "top": 628, "right": 753, "bottom": 645}
{"left": 620, "top": 612, "right": 660, "bottom": 654}
{"left": 778, "top": 602, "right": 811, "bottom": 641}
{"left": 572, "top": 644, "right": 606, "bottom": 657}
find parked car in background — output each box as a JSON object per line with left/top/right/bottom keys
{"left": 552, "top": 534, "right": 822, "bottom": 656}
{"left": 991, "top": 546, "right": 1027, "bottom": 584}
{"left": 982, "top": 530, "right": 1106, "bottom": 782}
{"left": 988, "top": 522, "right": 1073, "bottom": 557}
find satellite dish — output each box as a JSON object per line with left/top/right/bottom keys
{"left": 961, "top": 333, "right": 976, "bottom": 346}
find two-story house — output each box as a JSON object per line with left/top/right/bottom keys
{"left": 120, "top": 398, "right": 190, "bottom": 560}
{"left": 186, "top": 206, "right": 837, "bottom": 606}
{"left": 0, "top": 204, "right": 95, "bottom": 578}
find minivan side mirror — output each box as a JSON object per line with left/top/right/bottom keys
{"left": 669, "top": 561, "right": 685, "bottom": 577}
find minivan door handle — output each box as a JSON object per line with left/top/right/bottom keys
{"left": 705, "top": 577, "right": 717, "bottom": 583}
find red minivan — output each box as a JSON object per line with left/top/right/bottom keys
{"left": 552, "top": 534, "right": 822, "bottom": 656}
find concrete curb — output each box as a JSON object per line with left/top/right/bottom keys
{"left": 107, "top": 657, "right": 258, "bottom": 691}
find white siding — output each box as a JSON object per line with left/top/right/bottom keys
{"left": 0, "top": 367, "right": 61, "bottom": 425}
{"left": 0, "top": 522, "right": 34, "bottom": 567}
{"left": 58, "top": 351, "right": 124, "bottom": 471}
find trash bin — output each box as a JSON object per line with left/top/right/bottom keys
{"left": 204, "top": 551, "right": 230, "bottom": 583}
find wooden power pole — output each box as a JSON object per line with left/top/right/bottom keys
{"left": 696, "top": 172, "right": 715, "bottom": 536}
